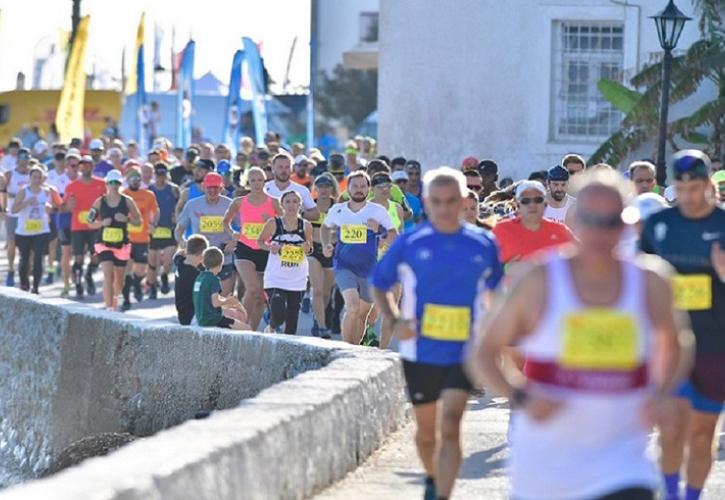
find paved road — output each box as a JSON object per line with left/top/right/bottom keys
{"left": 2, "top": 253, "right": 724, "bottom": 499}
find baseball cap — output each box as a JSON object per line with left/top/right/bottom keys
{"left": 217, "top": 160, "right": 231, "bottom": 175}
{"left": 106, "top": 170, "right": 123, "bottom": 184}
{"left": 515, "top": 180, "right": 547, "bottom": 199}
{"left": 154, "top": 163, "right": 169, "bottom": 175}
{"left": 32, "top": 140, "right": 48, "bottom": 155}
{"left": 547, "top": 165, "right": 570, "bottom": 182}
{"left": 17, "top": 148, "right": 31, "bottom": 160}
{"left": 478, "top": 159, "right": 499, "bottom": 176}
{"left": 293, "top": 154, "right": 308, "bottom": 166}
{"left": 89, "top": 138, "right": 105, "bottom": 151}
{"left": 79, "top": 155, "right": 93, "bottom": 164}
{"left": 196, "top": 158, "right": 216, "bottom": 171}
{"left": 65, "top": 148, "right": 81, "bottom": 160}
{"left": 671, "top": 149, "right": 710, "bottom": 181}
{"left": 627, "top": 193, "right": 668, "bottom": 224}
{"left": 462, "top": 156, "right": 479, "bottom": 171}
{"left": 391, "top": 171, "right": 409, "bottom": 182}
{"left": 202, "top": 172, "right": 224, "bottom": 188}
{"left": 126, "top": 167, "right": 141, "bottom": 180}
{"left": 314, "top": 174, "right": 334, "bottom": 188}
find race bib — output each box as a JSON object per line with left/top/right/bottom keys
{"left": 77, "top": 210, "right": 89, "bottom": 225}
{"left": 672, "top": 274, "right": 712, "bottom": 311}
{"left": 152, "top": 226, "right": 172, "bottom": 239}
{"left": 421, "top": 304, "right": 471, "bottom": 341}
{"left": 560, "top": 310, "right": 638, "bottom": 371}
{"left": 24, "top": 219, "right": 42, "bottom": 233}
{"left": 340, "top": 224, "right": 367, "bottom": 244}
{"left": 280, "top": 245, "right": 305, "bottom": 265}
{"left": 200, "top": 216, "right": 224, "bottom": 234}
{"left": 242, "top": 223, "right": 264, "bottom": 240}
{"left": 102, "top": 227, "right": 124, "bottom": 244}
{"left": 127, "top": 222, "right": 144, "bottom": 234}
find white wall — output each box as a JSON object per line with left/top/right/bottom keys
{"left": 317, "top": 0, "right": 379, "bottom": 75}
{"left": 378, "top": 0, "right": 710, "bottom": 177}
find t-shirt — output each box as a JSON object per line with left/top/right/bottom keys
{"left": 177, "top": 195, "right": 235, "bottom": 265}
{"left": 371, "top": 222, "right": 503, "bottom": 365}
{"left": 263, "top": 180, "right": 316, "bottom": 210}
{"left": 170, "top": 165, "right": 194, "bottom": 187}
{"left": 47, "top": 169, "right": 71, "bottom": 196}
{"left": 122, "top": 188, "right": 159, "bottom": 244}
{"left": 340, "top": 184, "right": 411, "bottom": 213}
{"left": 492, "top": 217, "right": 574, "bottom": 264}
{"left": 193, "top": 270, "right": 223, "bottom": 327}
{"left": 403, "top": 192, "right": 423, "bottom": 232}
{"left": 93, "top": 160, "right": 113, "bottom": 178}
{"left": 63, "top": 177, "right": 107, "bottom": 231}
{"left": 323, "top": 201, "right": 395, "bottom": 277}
{"left": 174, "top": 253, "right": 201, "bottom": 325}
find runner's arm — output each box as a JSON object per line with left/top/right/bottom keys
{"left": 300, "top": 188, "right": 320, "bottom": 221}
{"left": 10, "top": 187, "right": 25, "bottom": 214}
{"left": 174, "top": 204, "right": 190, "bottom": 244}
{"left": 126, "top": 197, "right": 141, "bottom": 226}
{"left": 223, "top": 197, "right": 242, "bottom": 240}
{"left": 256, "top": 219, "right": 277, "bottom": 252}
{"left": 303, "top": 220, "right": 313, "bottom": 254}
{"left": 175, "top": 187, "right": 189, "bottom": 218}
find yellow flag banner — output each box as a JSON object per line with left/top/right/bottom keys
{"left": 125, "top": 13, "right": 145, "bottom": 95}
{"left": 56, "top": 15, "right": 90, "bottom": 143}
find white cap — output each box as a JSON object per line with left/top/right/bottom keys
{"left": 664, "top": 185, "right": 677, "bottom": 203}
{"left": 108, "top": 147, "right": 123, "bottom": 157}
{"left": 32, "top": 140, "right": 48, "bottom": 155}
{"left": 391, "top": 171, "right": 409, "bottom": 182}
{"left": 89, "top": 138, "right": 105, "bottom": 151}
{"left": 293, "top": 154, "right": 308, "bottom": 165}
{"left": 105, "top": 170, "right": 123, "bottom": 184}
{"left": 65, "top": 148, "right": 81, "bottom": 160}
{"left": 623, "top": 192, "right": 669, "bottom": 224}
{"left": 515, "top": 180, "right": 547, "bottom": 199}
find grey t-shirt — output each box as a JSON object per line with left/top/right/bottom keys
{"left": 178, "top": 195, "right": 236, "bottom": 264}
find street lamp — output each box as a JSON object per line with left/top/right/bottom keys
{"left": 650, "top": 0, "right": 691, "bottom": 187}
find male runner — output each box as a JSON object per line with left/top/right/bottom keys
{"left": 4, "top": 147, "right": 31, "bottom": 286}
{"left": 148, "top": 163, "right": 179, "bottom": 298}
{"left": 263, "top": 153, "right": 319, "bottom": 221}
{"left": 544, "top": 165, "right": 576, "bottom": 226}
{"left": 372, "top": 166, "right": 502, "bottom": 500}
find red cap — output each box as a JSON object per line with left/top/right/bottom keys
{"left": 202, "top": 172, "right": 224, "bottom": 188}
{"left": 462, "top": 156, "right": 479, "bottom": 171}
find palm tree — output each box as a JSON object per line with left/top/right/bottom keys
{"left": 590, "top": 1, "right": 724, "bottom": 166}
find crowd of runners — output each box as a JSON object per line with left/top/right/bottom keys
{"left": 0, "top": 132, "right": 723, "bottom": 499}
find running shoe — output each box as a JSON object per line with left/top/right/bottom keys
{"left": 424, "top": 477, "right": 437, "bottom": 500}
{"left": 5, "top": 271, "right": 15, "bottom": 287}
{"left": 148, "top": 284, "right": 158, "bottom": 301}
{"left": 263, "top": 308, "right": 271, "bottom": 327}
{"left": 319, "top": 328, "right": 332, "bottom": 340}
{"left": 160, "top": 273, "right": 170, "bottom": 294}
{"left": 45, "top": 267, "right": 55, "bottom": 285}
{"left": 19, "top": 283, "right": 30, "bottom": 292}
{"left": 300, "top": 295, "right": 311, "bottom": 314}
{"left": 133, "top": 279, "right": 143, "bottom": 303}
{"left": 85, "top": 273, "right": 96, "bottom": 295}
{"left": 121, "top": 299, "right": 132, "bottom": 312}
{"left": 75, "top": 281, "right": 84, "bottom": 299}
{"left": 311, "top": 318, "right": 320, "bottom": 337}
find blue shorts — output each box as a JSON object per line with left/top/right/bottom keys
{"left": 676, "top": 380, "right": 724, "bottom": 414}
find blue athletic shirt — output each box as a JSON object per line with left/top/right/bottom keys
{"left": 371, "top": 222, "right": 503, "bottom": 365}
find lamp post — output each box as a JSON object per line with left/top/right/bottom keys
{"left": 651, "top": 0, "right": 691, "bottom": 187}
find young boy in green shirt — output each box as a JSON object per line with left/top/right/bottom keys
{"left": 193, "top": 247, "right": 249, "bottom": 330}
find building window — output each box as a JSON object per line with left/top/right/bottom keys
{"left": 360, "top": 12, "right": 379, "bottom": 44}
{"left": 551, "top": 22, "right": 624, "bottom": 141}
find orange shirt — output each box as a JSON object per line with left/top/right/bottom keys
{"left": 64, "top": 177, "right": 107, "bottom": 231}
{"left": 290, "top": 173, "right": 310, "bottom": 188}
{"left": 492, "top": 217, "right": 574, "bottom": 264}
{"left": 122, "top": 188, "right": 159, "bottom": 244}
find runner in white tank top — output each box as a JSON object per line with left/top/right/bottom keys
{"left": 469, "top": 171, "right": 694, "bottom": 500}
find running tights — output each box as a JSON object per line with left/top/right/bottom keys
{"left": 16, "top": 233, "right": 48, "bottom": 291}
{"left": 265, "top": 288, "right": 303, "bottom": 335}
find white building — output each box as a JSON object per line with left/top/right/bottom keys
{"left": 377, "top": 0, "right": 714, "bottom": 176}
{"left": 317, "top": 0, "right": 379, "bottom": 74}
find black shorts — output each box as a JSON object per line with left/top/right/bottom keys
{"left": 219, "top": 263, "right": 235, "bottom": 281}
{"left": 150, "top": 237, "right": 176, "bottom": 251}
{"left": 234, "top": 241, "right": 269, "bottom": 273}
{"left": 97, "top": 250, "right": 128, "bottom": 267}
{"left": 71, "top": 230, "right": 97, "bottom": 256}
{"left": 217, "top": 316, "right": 234, "bottom": 329}
{"left": 402, "top": 360, "right": 473, "bottom": 406}
{"left": 59, "top": 228, "right": 72, "bottom": 246}
{"left": 130, "top": 243, "right": 149, "bottom": 264}
{"left": 310, "top": 241, "right": 333, "bottom": 269}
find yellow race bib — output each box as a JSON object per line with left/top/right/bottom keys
{"left": 199, "top": 216, "right": 224, "bottom": 233}
{"left": 561, "top": 310, "right": 638, "bottom": 371}
{"left": 152, "top": 226, "right": 172, "bottom": 239}
{"left": 127, "top": 222, "right": 144, "bottom": 234}
{"left": 280, "top": 245, "right": 305, "bottom": 265}
{"left": 77, "top": 210, "right": 89, "bottom": 225}
{"left": 340, "top": 224, "right": 367, "bottom": 244}
{"left": 242, "top": 223, "right": 265, "bottom": 240}
{"left": 421, "top": 304, "right": 471, "bottom": 341}
{"left": 672, "top": 274, "right": 712, "bottom": 311}
{"left": 24, "top": 219, "right": 42, "bottom": 233}
{"left": 102, "top": 227, "right": 124, "bottom": 244}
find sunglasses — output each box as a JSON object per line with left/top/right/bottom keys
{"left": 373, "top": 182, "right": 392, "bottom": 189}
{"left": 467, "top": 185, "right": 482, "bottom": 192}
{"left": 519, "top": 196, "right": 545, "bottom": 205}
{"left": 577, "top": 213, "right": 623, "bottom": 228}
{"left": 107, "top": 181, "right": 122, "bottom": 186}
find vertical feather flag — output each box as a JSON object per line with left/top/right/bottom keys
{"left": 221, "top": 50, "right": 244, "bottom": 154}
{"left": 126, "top": 14, "right": 147, "bottom": 150}
{"left": 56, "top": 15, "right": 90, "bottom": 143}
{"left": 176, "top": 40, "right": 195, "bottom": 149}
{"left": 242, "top": 37, "right": 268, "bottom": 145}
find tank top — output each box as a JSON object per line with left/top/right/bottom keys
{"left": 238, "top": 194, "right": 276, "bottom": 250}
{"left": 188, "top": 182, "right": 204, "bottom": 201}
{"left": 263, "top": 217, "right": 308, "bottom": 291}
{"left": 386, "top": 200, "right": 403, "bottom": 232}
{"left": 149, "top": 183, "right": 177, "bottom": 229}
{"left": 7, "top": 169, "right": 30, "bottom": 218}
{"left": 15, "top": 186, "right": 51, "bottom": 236}
{"left": 97, "top": 196, "right": 129, "bottom": 248}
{"left": 543, "top": 194, "right": 575, "bottom": 224}
{"left": 510, "top": 255, "right": 657, "bottom": 499}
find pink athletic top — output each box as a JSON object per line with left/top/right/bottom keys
{"left": 238, "top": 195, "right": 276, "bottom": 250}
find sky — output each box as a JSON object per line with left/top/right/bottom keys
{"left": 0, "top": 0, "right": 311, "bottom": 93}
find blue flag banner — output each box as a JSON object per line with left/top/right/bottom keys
{"left": 242, "top": 37, "right": 268, "bottom": 145}
{"left": 221, "top": 49, "right": 244, "bottom": 154}
{"left": 176, "top": 40, "right": 195, "bottom": 150}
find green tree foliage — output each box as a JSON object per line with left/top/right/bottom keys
{"left": 316, "top": 64, "right": 377, "bottom": 131}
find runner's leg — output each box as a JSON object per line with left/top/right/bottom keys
{"left": 659, "top": 397, "right": 690, "bottom": 499}
{"left": 283, "top": 290, "right": 303, "bottom": 335}
{"left": 685, "top": 409, "right": 721, "bottom": 490}
{"left": 16, "top": 235, "right": 31, "bottom": 289}
{"left": 309, "top": 257, "right": 326, "bottom": 328}
{"left": 101, "top": 260, "right": 115, "bottom": 309}
{"left": 340, "top": 288, "right": 362, "bottom": 344}
{"left": 237, "top": 260, "right": 264, "bottom": 330}
{"left": 413, "top": 402, "right": 438, "bottom": 478}
{"left": 436, "top": 389, "right": 469, "bottom": 498}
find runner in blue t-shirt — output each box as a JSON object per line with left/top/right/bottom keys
{"left": 321, "top": 171, "right": 397, "bottom": 344}
{"left": 371, "top": 167, "right": 503, "bottom": 500}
